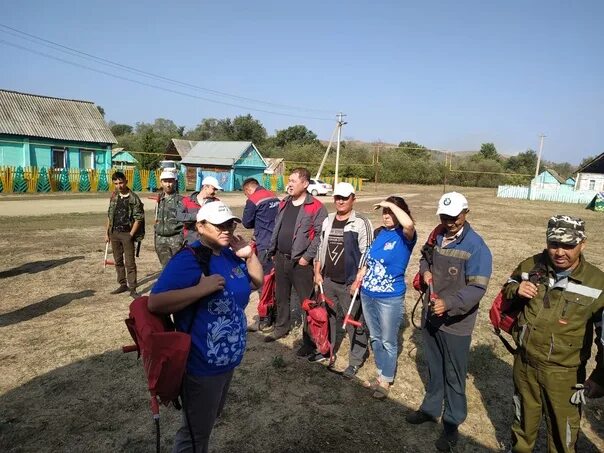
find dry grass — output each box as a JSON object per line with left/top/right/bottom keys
{"left": 0, "top": 184, "right": 603, "bottom": 452}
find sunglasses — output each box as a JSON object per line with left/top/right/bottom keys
{"left": 334, "top": 195, "right": 352, "bottom": 202}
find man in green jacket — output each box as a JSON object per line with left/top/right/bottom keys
{"left": 105, "top": 171, "right": 145, "bottom": 298}
{"left": 502, "top": 215, "right": 604, "bottom": 452}
{"left": 154, "top": 170, "right": 185, "bottom": 266}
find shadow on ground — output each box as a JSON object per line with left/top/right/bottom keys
{"left": 0, "top": 290, "right": 95, "bottom": 328}
{"left": 1, "top": 329, "right": 500, "bottom": 453}
{"left": 0, "top": 256, "right": 84, "bottom": 279}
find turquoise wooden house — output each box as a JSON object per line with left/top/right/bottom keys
{"left": 167, "top": 139, "right": 268, "bottom": 191}
{"left": 531, "top": 168, "right": 566, "bottom": 190}
{"left": 112, "top": 148, "right": 139, "bottom": 169}
{"left": 0, "top": 89, "right": 116, "bottom": 171}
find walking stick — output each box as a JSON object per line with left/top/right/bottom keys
{"left": 103, "top": 242, "right": 115, "bottom": 269}
{"left": 342, "top": 287, "right": 362, "bottom": 329}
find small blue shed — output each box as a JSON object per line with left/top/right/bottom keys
{"left": 169, "top": 139, "right": 267, "bottom": 191}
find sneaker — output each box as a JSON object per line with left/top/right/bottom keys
{"left": 296, "top": 344, "right": 315, "bottom": 358}
{"left": 405, "top": 410, "right": 437, "bottom": 425}
{"left": 110, "top": 285, "right": 128, "bottom": 295}
{"left": 307, "top": 352, "right": 328, "bottom": 363}
{"left": 435, "top": 428, "right": 459, "bottom": 451}
{"left": 342, "top": 365, "right": 359, "bottom": 379}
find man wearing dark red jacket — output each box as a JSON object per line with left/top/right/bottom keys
{"left": 265, "top": 168, "right": 327, "bottom": 358}
{"left": 242, "top": 177, "right": 280, "bottom": 331}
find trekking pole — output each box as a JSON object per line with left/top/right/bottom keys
{"left": 342, "top": 287, "right": 362, "bottom": 329}
{"left": 104, "top": 242, "right": 109, "bottom": 270}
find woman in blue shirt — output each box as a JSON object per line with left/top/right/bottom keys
{"left": 148, "top": 201, "right": 263, "bottom": 453}
{"left": 355, "top": 195, "right": 416, "bottom": 399}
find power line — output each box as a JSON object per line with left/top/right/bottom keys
{"left": 0, "top": 23, "right": 334, "bottom": 116}
{"left": 0, "top": 38, "right": 334, "bottom": 122}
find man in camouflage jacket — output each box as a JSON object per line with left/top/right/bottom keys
{"left": 154, "top": 170, "right": 186, "bottom": 266}
{"left": 105, "top": 171, "right": 145, "bottom": 297}
{"left": 502, "top": 215, "right": 604, "bottom": 452}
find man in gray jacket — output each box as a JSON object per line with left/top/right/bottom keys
{"left": 265, "top": 168, "right": 327, "bottom": 359}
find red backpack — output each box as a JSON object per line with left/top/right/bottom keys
{"left": 257, "top": 268, "right": 276, "bottom": 318}
{"left": 488, "top": 291, "right": 520, "bottom": 354}
{"left": 302, "top": 289, "right": 335, "bottom": 358}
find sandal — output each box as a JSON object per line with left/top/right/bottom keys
{"left": 372, "top": 382, "right": 390, "bottom": 400}
{"left": 362, "top": 379, "right": 380, "bottom": 390}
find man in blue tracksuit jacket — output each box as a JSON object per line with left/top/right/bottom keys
{"left": 406, "top": 192, "right": 492, "bottom": 452}
{"left": 242, "top": 177, "right": 280, "bottom": 331}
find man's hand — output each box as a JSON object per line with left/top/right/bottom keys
{"left": 196, "top": 274, "right": 226, "bottom": 295}
{"left": 517, "top": 281, "right": 538, "bottom": 299}
{"left": 299, "top": 256, "right": 309, "bottom": 266}
{"left": 423, "top": 271, "right": 433, "bottom": 285}
{"left": 314, "top": 273, "right": 323, "bottom": 286}
{"left": 432, "top": 298, "right": 447, "bottom": 316}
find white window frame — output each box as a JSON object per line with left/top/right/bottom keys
{"left": 80, "top": 149, "right": 95, "bottom": 169}
{"left": 52, "top": 148, "right": 66, "bottom": 169}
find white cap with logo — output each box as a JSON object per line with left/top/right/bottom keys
{"left": 436, "top": 192, "right": 468, "bottom": 217}
{"left": 160, "top": 169, "right": 178, "bottom": 180}
{"left": 196, "top": 200, "right": 241, "bottom": 224}
{"left": 333, "top": 182, "right": 355, "bottom": 197}
{"left": 201, "top": 176, "right": 223, "bottom": 190}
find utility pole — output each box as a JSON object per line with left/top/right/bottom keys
{"left": 334, "top": 112, "right": 347, "bottom": 186}
{"left": 534, "top": 134, "right": 546, "bottom": 185}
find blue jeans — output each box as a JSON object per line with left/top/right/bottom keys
{"left": 361, "top": 292, "right": 405, "bottom": 383}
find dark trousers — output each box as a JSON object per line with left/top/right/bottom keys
{"left": 323, "top": 277, "right": 368, "bottom": 367}
{"left": 110, "top": 231, "right": 137, "bottom": 288}
{"left": 420, "top": 324, "right": 472, "bottom": 430}
{"left": 274, "top": 252, "right": 314, "bottom": 347}
{"left": 173, "top": 370, "right": 234, "bottom": 453}
{"left": 155, "top": 234, "right": 184, "bottom": 267}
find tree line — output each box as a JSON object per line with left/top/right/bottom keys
{"left": 108, "top": 114, "right": 588, "bottom": 188}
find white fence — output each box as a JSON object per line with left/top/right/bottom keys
{"left": 497, "top": 185, "right": 596, "bottom": 204}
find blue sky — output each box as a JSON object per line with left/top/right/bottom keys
{"left": 1, "top": 0, "right": 602, "bottom": 164}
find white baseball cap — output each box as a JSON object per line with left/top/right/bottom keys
{"left": 436, "top": 192, "right": 469, "bottom": 217}
{"left": 201, "top": 176, "right": 223, "bottom": 190}
{"left": 333, "top": 182, "right": 355, "bottom": 197}
{"left": 160, "top": 169, "right": 178, "bottom": 180}
{"left": 196, "top": 200, "right": 241, "bottom": 224}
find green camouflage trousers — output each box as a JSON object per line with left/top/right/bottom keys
{"left": 155, "top": 234, "right": 184, "bottom": 267}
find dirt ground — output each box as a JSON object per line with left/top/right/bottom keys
{"left": 0, "top": 184, "right": 603, "bottom": 452}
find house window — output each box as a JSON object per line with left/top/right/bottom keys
{"left": 589, "top": 180, "right": 596, "bottom": 190}
{"left": 52, "top": 148, "right": 66, "bottom": 168}
{"left": 80, "top": 150, "right": 94, "bottom": 169}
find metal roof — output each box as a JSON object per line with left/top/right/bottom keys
{"left": 170, "top": 139, "right": 199, "bottom": 158}
{"left": 0, "top": 89, "right": 117, "bottom": 144}
{"left": 577, "top": 152, "right": 604, "bottom": 174}
{"left": 181, "top": 141, "right": 257, "bottom": 166}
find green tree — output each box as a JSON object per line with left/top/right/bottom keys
{"left": 505, "top": 149, "right": 537, "bottom": 175}
{"left": 110, "top": 123, "right": 133, "bottom": 137}
{"left": 479, "top": 143, "right": 499, "bottom": 161}
{"left": 274, "top": 125, "right": 318, "bottom": 147}
{"left": 578, "top": 155, "right": 596, "bottom": 170}
{"left": 96, "top": 105, "right": 105, "bottom": 118}
{"left": 230, "top": 114, "right": 267, "bottom": 144}
{"left": 398, "top": 141, "right": 430, "bottom": 159}
{"left": 185, "top": 118, "right": 232, "bottom": 141}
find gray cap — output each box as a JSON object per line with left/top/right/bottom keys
{"left": 546, "top": 215, "right": 586, "bottom": 245}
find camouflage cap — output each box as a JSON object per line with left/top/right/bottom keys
{"left": 546, "top": 215, "right": 586, "bottom": 245}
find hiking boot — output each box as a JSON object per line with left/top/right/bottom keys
{"left": 129, "top": 289, "right": 141, "bottom": 298}
{"left": 264, "top": 331, "right": 287, "bottom": 343}
{"left": 435, "top": 428, "right": 459, "bottom": 451}
{"left": 110, "top": 285, "right": 128, "bottom": 295}
{"left": 342, "top": 365, "right": 359, "bottom": 379}
{"left": 405, "top": 410, "right": 437, "bottom": 425}
{"left": 307, "top": 352, "right": 328, "bottom": 363}
{"left": 296, "top": 344, "right": 315, "bottom": 358}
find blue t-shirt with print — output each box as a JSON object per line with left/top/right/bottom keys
{"left": 151, "top": 242, "right": 251, "bottom": 377}
{"left": 361, "top": 226, "right": 417, "bottom": 298}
